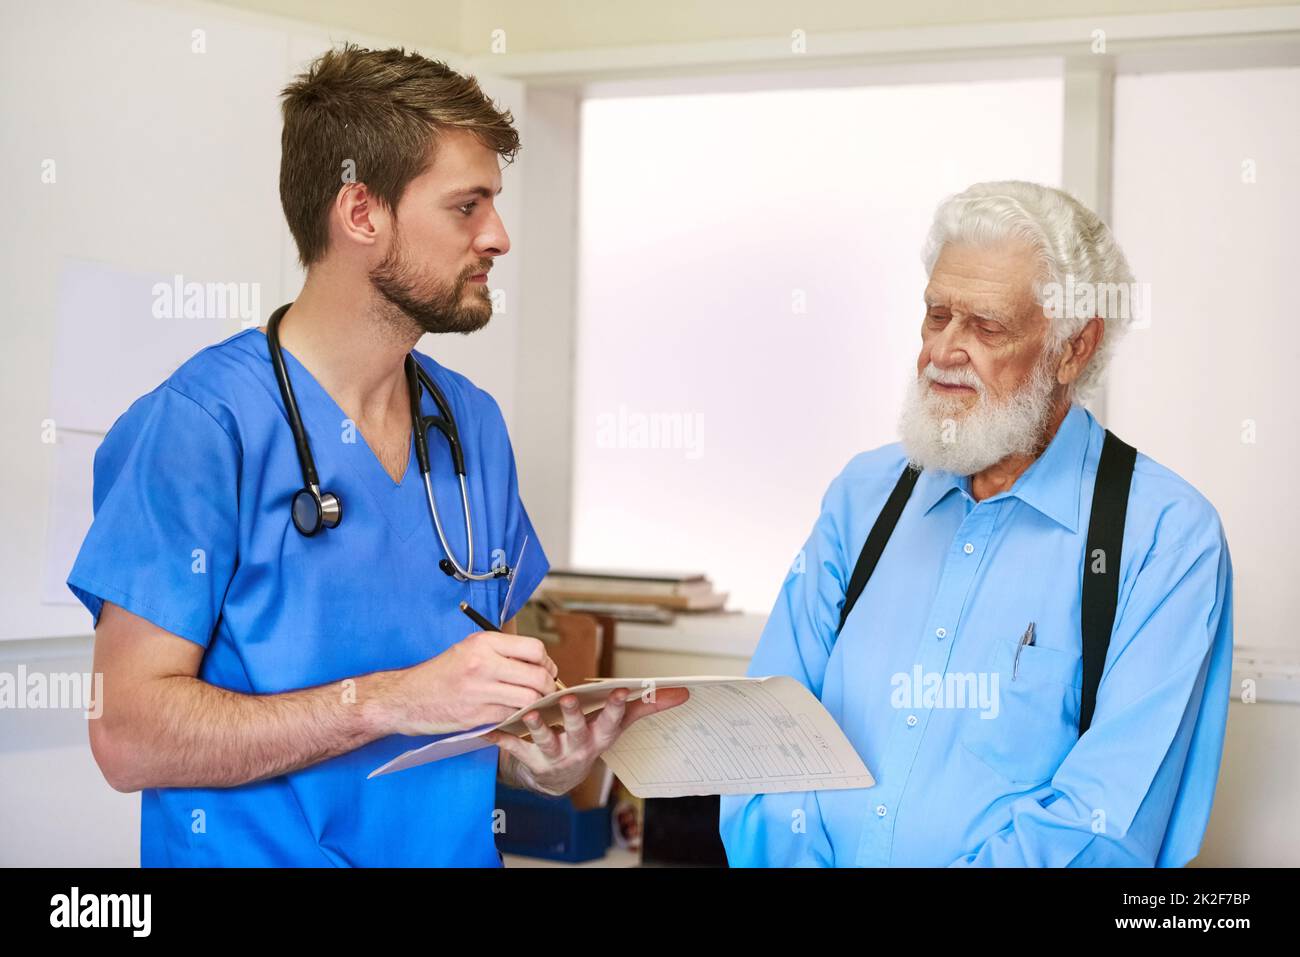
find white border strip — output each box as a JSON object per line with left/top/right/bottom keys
{"left": 467, "top": 7, "right": 1300, "bottom": 80}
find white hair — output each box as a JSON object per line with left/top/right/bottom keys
{"left": 920, "top": 181, "right": 1135, "bottom": 400}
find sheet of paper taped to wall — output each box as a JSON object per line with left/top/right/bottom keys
{"left": 368, "top": 675, "right": 875, "bottom": 798}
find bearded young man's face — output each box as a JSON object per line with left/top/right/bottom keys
{"left": 369, "top": 128, "right": 509, "bottom": 335}
{"left": 898, "top": 239, "right": 1066, "bottom": 476}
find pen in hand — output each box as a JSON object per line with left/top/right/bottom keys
{"left": 458, "top": 601, "right": 567, "bottom": 691}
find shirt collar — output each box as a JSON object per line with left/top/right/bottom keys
{"left": 912, "top": 403, "right": 1094, "bottom": 533}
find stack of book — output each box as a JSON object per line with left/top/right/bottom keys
{"left": 538, "top": 569, "right": 728, "bottom": 624}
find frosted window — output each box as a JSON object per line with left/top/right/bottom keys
{"left": 574, "top": 74, "right": 1064, "bottom": 611}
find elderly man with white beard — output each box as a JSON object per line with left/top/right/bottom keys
{"left": 719, "top": 181, "right": 1233, "bottom": 868}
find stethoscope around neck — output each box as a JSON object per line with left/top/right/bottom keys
{"left": 265, "top": 302, "right": 510, "bottom": 582}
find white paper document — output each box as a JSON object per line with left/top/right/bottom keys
{"left": 368, "top": 675, "right": 875, "bottom": 798}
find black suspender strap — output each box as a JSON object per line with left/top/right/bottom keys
{"left": 1079, "top": 430, "right": 1137, "bottom": 735}
{"left": 836, "top": 465, "right": 921, "bottom": 636}
{"left": 834, "top": 429, "right": 1137, "bottom": 738}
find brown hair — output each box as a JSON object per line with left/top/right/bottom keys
{"left": 279, "top": 43, "right": 520, "bottom": 268}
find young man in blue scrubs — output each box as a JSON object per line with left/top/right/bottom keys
{"left": 67, "top": 44, "right": 686, "bottom": 867}
{"left": 721, "top": 182, "right": 1233, "bottom": 867}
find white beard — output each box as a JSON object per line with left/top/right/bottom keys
{"left": 897, "top": 356, "right": 1059, "bottom": 476}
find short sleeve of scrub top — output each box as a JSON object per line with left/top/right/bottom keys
{"left": 68, "top": 383, "right": 241, "bottom": 646}
{"left": 66, "top": 330, "right": 550, "bottom": 867}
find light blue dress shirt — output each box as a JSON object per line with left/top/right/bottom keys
{"left": 720, "top": 403, "right": 1233, "bottom": 867}
{"left": 67, "top": 329, "right": 549, "bottom": 866}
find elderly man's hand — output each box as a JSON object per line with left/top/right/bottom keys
{"left": 487, "top": 686, "right": 690, "bottom": 796}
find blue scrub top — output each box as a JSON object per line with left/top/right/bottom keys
{"left": 68, "top": 328, "right": 549, "bottom": 866}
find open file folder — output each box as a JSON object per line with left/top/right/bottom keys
{"left": 368, "top": 675, "right": 875, "bottom": 798}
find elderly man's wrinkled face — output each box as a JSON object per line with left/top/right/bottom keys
{"left": 919, "top": 239, "right": 1051, "bottom": 408}
{"left": 899, "top": 239, "right": 1064, "bottom": 475}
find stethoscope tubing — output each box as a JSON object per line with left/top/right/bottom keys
{"left": 266, "top": 303, "right": 510, "bottom": 582}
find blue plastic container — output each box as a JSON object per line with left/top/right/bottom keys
{"left": 494, "top": 784, "right": 612, "bottom": 863}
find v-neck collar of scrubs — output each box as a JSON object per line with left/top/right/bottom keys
{"left": 244, "top": 328, "right": 427, "bottom": 543}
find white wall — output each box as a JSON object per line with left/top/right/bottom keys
{"left": 452, "top": 0, "right": 1300, "bottom": 54}
{"left": 1105, "top": 68, "right": 1300, "bottom": 863}
{"left": 1196, "top": 700, "right": 1300, "bottom": 866}
{"left": 1108, "top": 66, "right": 1300, "bottom": 655}
{"left": 2, "top": 0, "right": 285, "bottom": 642}
{"left": 511, "top": 87, "right": 583, "bottom": 566}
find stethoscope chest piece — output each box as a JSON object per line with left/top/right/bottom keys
{"left": 291, "top": 487, "right": 343, "bottom": 536}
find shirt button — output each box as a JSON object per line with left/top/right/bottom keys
{"left": 906, "top": 714, "right": 918, "bottom": 727}
{"left": 963, "top": 542, "right": 974, "bottom": 554}
{"left": 876, "top": 804, "right": 888, "bottom": 817}
{"left": 935, "top": 627, "right": 947, "bottom": 639}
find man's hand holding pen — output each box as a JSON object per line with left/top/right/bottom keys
{"left": 460, "top": 599, "right": 690, "bottom": 795}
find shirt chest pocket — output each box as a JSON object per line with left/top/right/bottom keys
{"left": 960, "top": 636, "right": 1082, "bottom": 788}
